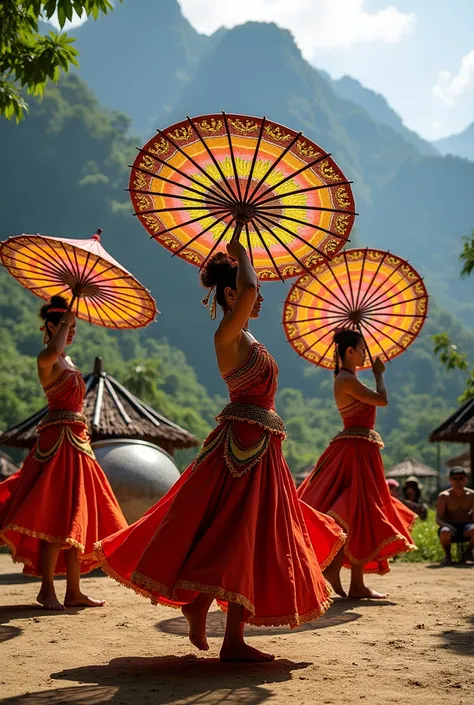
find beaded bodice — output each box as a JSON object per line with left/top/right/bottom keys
{"left": 223, "top": 343, "right": 278, "bottom": 411}
{"left": 338, "top": 399, "right": 376, "bottom": 431}
{"left": 43, "top": 368, "right": 85, "bottom": 413}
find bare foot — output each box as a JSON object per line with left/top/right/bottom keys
{"left": 348, "top": 586, "right": 387, "bottom": 599}
{"left": 64, "top": 592, "right": 105, "bottom": 608}
{"left": 182, "top": 602, "right": 210, "bottom": 651}
{"left": 323, "top": 565, "right": 347, "bottom": 598}
{"left": 37, "top": 589, "right": 65, "bottom": 611}
{"left": 220, "top": 642, "right": 275, "bottom": 663}
{"left": 440, "top": 555, "right": 452, "bottom": 567}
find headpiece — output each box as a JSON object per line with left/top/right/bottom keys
{"left": 201, "top": 287, "right": 217, "bottom": 320}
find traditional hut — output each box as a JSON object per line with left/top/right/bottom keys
{"left": 429, "top": 397, "right": 474, "bottom": 485}
{"left": 446, "top": 449, "right": 470, "bottom": 470}
{"left": 0, "top": 450, "right": 18, "bottom": 481}
{"left": 0, "top": 357, "right": 199, "bottom": 522}
{"left": 385, "top": 457, "right": 438, "bottom": 499}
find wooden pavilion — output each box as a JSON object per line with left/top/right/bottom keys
{"left": 0, "top": 357, "right": 198, "bottom": 457}
{"left": 429, "top": 396, "right": 474, "bottom": 485}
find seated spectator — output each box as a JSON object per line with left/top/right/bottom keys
{"left": 386, "top": 478, "right": 400, "bottom": 498}
{"left": 436, "top": 467, "right": 474, "bottom": 565}
{"left": 401, "top": 476, "right": 428, "bottom": 520}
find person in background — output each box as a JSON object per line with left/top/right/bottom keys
{"left": 401, "top": 476, "right": 428, "bottom": 520}
{"left": 436, "top": 467, "right": 474, "bottom": 565}
{"left": 386, "top": 479, "right": 400, "bottom": 499}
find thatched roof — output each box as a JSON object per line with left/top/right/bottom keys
{"left": 385, "top": 457, "right": 438, "bottom": 479}
{"left": 446, "top": 449, "right": 470, "bottom": 470}
{"left": 0, "top": 357, "right": 198, "bottom": 453}
{"left": 0, "top": 450, "right": 18, "bottom": 480}
{"left": 429, "top": 397, "right": 474, "bottom": 444}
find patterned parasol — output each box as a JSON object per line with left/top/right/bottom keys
{"left": 283, "top": 248, "right": 428, "bottom": 370}
{"left": 129, "top": 113, "right": 357, "bottom": 280}
{"left": 0, "top": 230, "right": 157, "bottom": 329}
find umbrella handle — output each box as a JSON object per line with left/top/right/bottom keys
{"left": 68, "top": 294, "right": 78, "bottom": 313}
{"left": 230, "top": 220, "right": 245, "bottom": 243}
{"left": 356, "top": 323, "right": 375, "bottom": 369}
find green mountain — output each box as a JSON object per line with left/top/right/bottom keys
{"left": 434, "top": 122, "right": 474, "bottom": 162}
{"left": 330, "top": 75, "right": 438, "bottom": 157}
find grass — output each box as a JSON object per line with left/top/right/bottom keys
{"left": 399, "top": 509, "right": 445, "bottom": 563}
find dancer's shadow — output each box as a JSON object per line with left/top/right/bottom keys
{"left": 156, "top": 598, "right": 393, "bottom": 638}
{"left": 0, "top": 602, "right": 83, "bottom": 644}
{"left": 0, "top": 655, "right": 315, "bottom": 705}
{"left": 438, "top": 614, "right": 474, "bottom": 656}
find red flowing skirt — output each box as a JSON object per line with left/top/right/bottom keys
{"left": 298, "top": 437, "right": 416, "bottom": 574}
{"left": 0, "top": 423, "right": 127, "bottom": 576}
{"left": 95, "top": 420, "right": 346, "bottom": 627}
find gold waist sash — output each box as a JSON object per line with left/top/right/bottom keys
{"left": 215, "top": 402, "right": 286, "bottom": 437}
{"left": 331, "top": 426, "right": 384, "bottom": 448}
{"left": 37, "top": 410, "right": 88, "bottom": 433}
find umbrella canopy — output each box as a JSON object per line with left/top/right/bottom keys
{"left": 385, "top": 457, "right": 438, "bottom": 479}
{"left": 0, "top": 230, "right": 157, "bottom": 329}
{"left": 0, "top": 357, "right": 198, "bottom": 455}
{"left": 283, "top": 248, "right": 428, "bottom": 370}
{"left": 129, "top": 112, "right": 357, "bottom": 280}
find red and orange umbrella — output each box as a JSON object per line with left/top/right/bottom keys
{"left": 0, "top": 230, "right": 157, "bottom": 329}
{"left": 283, "top": 248, "right": 428, "bottom": 370}
{"left": 129, "top": 112, "right": 357, "bottom": 280}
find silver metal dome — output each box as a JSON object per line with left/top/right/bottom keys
{"left": 92, "top": 438, "right": 180, "bottom": 523}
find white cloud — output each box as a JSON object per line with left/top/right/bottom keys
{"left": 433, "top": 50, "right": 474, "bottom": 106}
{"left": 179, "top": 0, "right": 416, "bottom": 54}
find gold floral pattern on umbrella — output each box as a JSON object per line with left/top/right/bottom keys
{"left": 129, "top": 113, "right": 357, "bottom": 280}
{"left": 283, "top": 248, "right": 428, "bottom": 369}
{"left": 0, "top": 230, "right": 157, "bottom": 329}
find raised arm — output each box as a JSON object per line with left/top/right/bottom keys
{"left": 340, "top": 357, "right": 388, "bottom": 407}
{"left": 215, "top": 241, "right": 258, "bottom": 347}
{"left": 37, "top": 310, "right": 75, "bottom": 373}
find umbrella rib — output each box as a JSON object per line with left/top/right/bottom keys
{"left": 255, "top": 212, "right": 330, "bottom": 260}
{"left": 222, "top": 112, "right": 243, "bottom": 202}
{"left": 363, "top": 293, "right": 427, "bottom": 316}
{"left": 243, "top": 117, "right": 266, "bottom": 204}
{"left": 289, "top": 281, "right": 351, "bottom": 316}
{"left": 257, "top": 210, "right": 350, "bottom": 245}
{"left": 129, "top": 188, "right": 216, "bottom": 206}
{"left": 82, "top": 295, "right": 94, "bottom": 325}
{"left": 80, "top": 262, "right": 122, "bottom": 287}
{"left": 258, "top": 204, "right": 358, "bottom": 217}
{"left": 86, "top": 296, "right": 109, "bottom": 327}
{"left": 151, "top": 210, "right": 230, "bottom": 241}
{"left": 252, "top": 221, "right": 284, "bottom": 282}
{"left": 89, "top": 289, "right": 152, "bottom": 315}
{"left": 245, "top": 222, "right": 255, "bottom": 268}
{"left": 325, "top": 256, "right": 354, "bottom": 311}
{"left": 187, "top": 116, "right": 238, "bottom": 202}
{"left": 362, "top": 318, "right": 411, "bottom": 352}
{"left": 250, "top": 151, "right": 329, "bottom": 206}
{"left": 318, "top": 336, "right": 338, "bottom": 367}
{"left": 134, "top": 205, "right": 230, "bottom": 216}
{"left": 71, "top": 245, "right": 83, "bottom": 287}
{"left": 90, "top": 292, "right": 142, "bottom": 327}
{"left": 199, "top": 218, "right": 235, "bottom": 271}
{"left": 342, "top": 250, "right": 356, "bottom": 310}
{"left": 54, "top": 238, "right": 80, "bottom": 285}
{"left": 172, "top": 213, "right": 230, "bottom": 257}
{"left": 359, "top": 259, "right": 406, "bottom": 310}
{"left": 253, "top": 216, "right": 314, "bottom": 278}
{"left": 290, "top": 301, "right": 349, "bottom": 315}
{"left": 137, "top": 145, "right": 233, "bottom": 209}
{"left": 256, "top": 180, "right": 353, "bottom": 207}
{"left": 11, "top": 241, "right": 72, "bottom": 281}
{"left": 78, "top": 250, "right": 93, "bottom": 287}
{"left": 287, "top": 313, "right": 349, "bottom": 324}
{"left": 357, "top": 251, "right": 390, "bottom": 310}
{"left": 4, "top": 256, "right": 66, "bottom": 279}
{"left": 364, "top": 311, "right": 426, "bottom": 320}
{"left": 131, "top": 164, "right": 230, "bottom": 207}
{"left": 363, "top": 278, "right": 425, "bottom": 312}
{"left": 362, "top": 316, "right": 420, "bottom": 336}
{"left": 247, "top": 131, "right": 303, "bottom": 204}
{"left": 157, "top": 125, "right": 237, "bottom": 205}
{"left": 287, "top": 316, "right": 338, "bottom": 344}
{"left": 354, "top": 248, "right": 369, "bottom": 309}
{"left": 359, "top": 319, "right": 391, "bottom": 360}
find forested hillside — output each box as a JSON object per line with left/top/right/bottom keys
{"left": 1, "top": 1, "right": 473, "bottom": 474}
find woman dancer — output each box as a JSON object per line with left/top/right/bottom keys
{"left": 95, "top": 241, "right": 345, "bottom": 662}
{"left": 298, "top": 329, "right": 416, "bottom": 598}
{"left": 0, "top": 295, "right": 127, "bottom": 610}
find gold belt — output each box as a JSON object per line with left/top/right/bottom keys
{"left": 37, "top": 410, "right": 88, "bottom": 432}
{"left": 331, "top": 426, "right": 384, "bottom": 448}
{"left": 215, "top": 402, "right": 286, "bottom": 437}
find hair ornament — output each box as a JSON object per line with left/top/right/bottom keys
{"left": 201, "top": 286, "right": 217, "bottom": 320}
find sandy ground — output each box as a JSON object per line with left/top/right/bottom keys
{"left": 0, "top": 554, "right": 473, "bottom": 705}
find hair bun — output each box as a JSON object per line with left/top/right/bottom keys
{"left": 200, "top": 252, "right": 236, "bottom": 289}
{"left": 39, "top": 294, "right": 70, "bottom": 320}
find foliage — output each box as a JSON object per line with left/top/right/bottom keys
{"left": 460, "top": 229, "right": 474, "bottom": 278}
{"left": 399, "top": 510, "right": 444, "bottom": 563}
{"left": 0, "top": 0, "right": 120, "bottom": 121}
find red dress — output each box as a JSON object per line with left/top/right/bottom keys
{"left": 298, "top": 398, "right": 416, "bottom": 575}
{"left": 95, "top": 343, "right": 346, "bottom": 627}
{"left": 0, "top": 368, "right": 127, "bottom": 576}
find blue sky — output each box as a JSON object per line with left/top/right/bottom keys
{"left": 58, "top": 0, "right": 474, "bottom": 140}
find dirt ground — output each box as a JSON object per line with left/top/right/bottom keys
{"left": 0, "top": 554, "right": 472, "bottom": 705}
